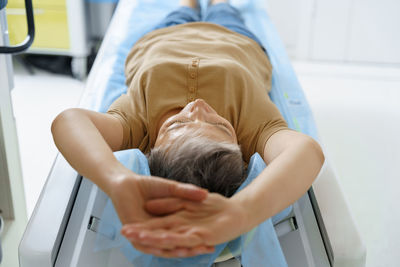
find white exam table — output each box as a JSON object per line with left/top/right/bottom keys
{"left": 18, "top": 0, "right": 366, "bottom": 266}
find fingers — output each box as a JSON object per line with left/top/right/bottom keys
{"left": 122, "top": 225, "right": 216, "bottom": 257}
{"left": 132, "top": 242, "right": 215, "bottom": 258}
{"left": 145, "top": 198, "right": 185, "bottom": 216}
{"left": 145, "top": 198, "right": 201, "bottom": 216}
{"left": 143, "top": 177, "right": 208, "bottom": 201}
{"left": 122, "top": 215, "right": 178, "bottom": 232}
{"left": 124, "top": 228, "right": 204, "bottom": 249}
{"left": 172, "top": 183, "right": 208, "bottom": 201}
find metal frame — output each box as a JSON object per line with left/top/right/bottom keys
{"left": 0, "top": 7, "right": 16, "bottom": 222}
{"left": 0, "top": 0, "right": 35, "bottom": 54}
{"left": 0, "top": 215, "right": 4, "bottom": 262}
{"left": 0, "top": 4, "right": 30, "bottom": 266}
{"left": 18, "top": 155, "right": 80, "bottom": 267}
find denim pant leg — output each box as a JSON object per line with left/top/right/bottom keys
{"left": 204, "top": 3, "right": 264, "bottom": 49}
{"left": 153, "top": 7, "right": 201, "bottom": 31}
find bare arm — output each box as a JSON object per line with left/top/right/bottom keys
{"left": 51, "top": 108, "right": 129, "bottom": 195}
{"left": 232, "top": 129, "right": 325, "bottom": 231}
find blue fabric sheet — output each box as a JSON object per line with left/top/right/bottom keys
{"left": 95, "top": 150, "right": 291, "bottom": 267}
{"left": 92, "top": 0, "right": 321, "bottom": 265}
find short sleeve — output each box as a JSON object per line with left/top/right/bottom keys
{"left": 255, "top": 97, "right": 291, "bottom": 159}
{"left": 237, "top": 95, "right": 290, "bottom": 163}
{"left": 106, "top": 94, "right": 145, "bottom": 150}
{"left": 255, "top": 118, "right": 290, "bottom": 159}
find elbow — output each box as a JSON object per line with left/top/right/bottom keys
{"left": 51, "top": 109, "right": 68, "bottom": 135}
{"left": 51, "top": 108, "right": 80, "bottom": 136}
{"left": 51, "top": 113, "right": 62, "bottom": 135}
{"left": 305, "top": 136, "right": 325, "bottom": 169}
{"left": 296, "top": 136, "right": 325, "bottom": 185}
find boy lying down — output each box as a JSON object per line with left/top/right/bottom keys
{"left": 51, "top": 0, "right": 324, "bottom": 258}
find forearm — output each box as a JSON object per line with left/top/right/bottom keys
{"left": 232, "top": 137, "right": 324, "bottom": 231}
{"left": 51, "top": 109, "right": 131, "bottom": 195}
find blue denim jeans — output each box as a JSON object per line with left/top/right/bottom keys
{"left": 153, "top": 3, "right": 264, "bottom": 49}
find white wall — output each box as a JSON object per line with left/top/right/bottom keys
{"left": 266, "top": 0, "right": 400, "bottom": 65}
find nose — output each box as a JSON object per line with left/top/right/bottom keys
{"left": 190, "top": 99, "right": 210, "bottom": 111}
{"left": 189, "top": 99, "right": 211, "bottom": 120}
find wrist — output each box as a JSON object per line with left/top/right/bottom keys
{"left": 230, "top": 192, "right": 259, "bottom": 233}
{"left": 102, "top": 163, "right": 140, "bottom": 197}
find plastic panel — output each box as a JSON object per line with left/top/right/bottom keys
{"left": 18, "top": 155, "right": 81, "bottom": 267}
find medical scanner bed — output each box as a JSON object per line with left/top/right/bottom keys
{"left": 18, "top": 0, "right": 366, "bottom": 266}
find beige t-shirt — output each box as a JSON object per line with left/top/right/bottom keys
{"left": 107, "top": 22, "right": 289, "bottom": 162}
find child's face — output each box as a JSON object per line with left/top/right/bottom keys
{"left": 155, "top": 99, "right": 237, "bottom": 147}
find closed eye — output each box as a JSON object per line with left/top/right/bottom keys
{"left": 167, "top": 119, "right": 232, "bottom": 136}
{"left": 211, "top": 122, "right": 233, "bottom": 137}
{"left": 167, "top": 119, "right": 191, "bottom": 127}
{"left": 169, "top": 119, "right": 229, "bottom": 128}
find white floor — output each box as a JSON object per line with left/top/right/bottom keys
{"left": 11, "top": 64, "right": 84, "bottom": 216}
{"left": 293, "top": 62, "right": 400, "bottom": 267}
{"left": 10, "top": 60, "right": 400, "bottom": 267}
